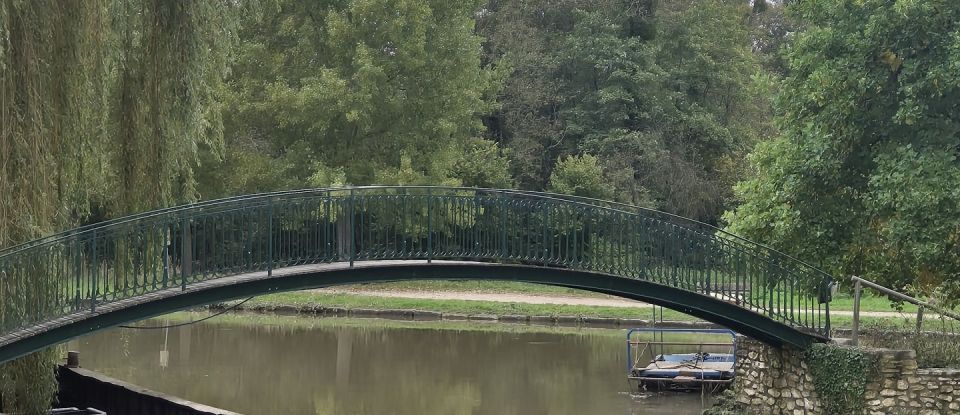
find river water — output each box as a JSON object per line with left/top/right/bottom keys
{"left": 71, "top": 313, "right": 719, "bottom": 414}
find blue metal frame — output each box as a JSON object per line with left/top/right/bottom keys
{"left": 625, "top": 328, "right": 737, "bottom": 373}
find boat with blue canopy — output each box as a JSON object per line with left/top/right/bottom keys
{"left": 626, "top": 328, "right": 737, "bottom": 392}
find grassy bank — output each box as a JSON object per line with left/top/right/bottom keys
{"left": 328, "top": 280, "right": 952, "bottom": 314}
{"left": 233, "top": 291, "right": 918, "bottom": 330}
{"left": 244, "top": 291, "right": 684, "bottom": 320}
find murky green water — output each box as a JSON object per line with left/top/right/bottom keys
{"left": 71, "top": 313, "right": 719, "bottom": 414}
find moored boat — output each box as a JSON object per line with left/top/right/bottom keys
{"left": 626, "top": 328, "right": 736, "bottom": 392}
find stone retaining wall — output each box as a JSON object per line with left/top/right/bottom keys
{"left": 913, "top": 368, "right": 960, "bottom": 413}
{"left": 732, "top": 337, "right": 960, "bottom": 415}
{"left": 733, "top": 337, "right": 819, "bottom": 414}
{"left": 864, "top": 357, "right": 960, "bottom": 415}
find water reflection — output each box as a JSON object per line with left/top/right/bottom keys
{"left": 75, "top": 314, "right": 715, "bottom": 414}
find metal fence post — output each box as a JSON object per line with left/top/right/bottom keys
{"left": 542, "top": 202, "right": 549, "bottom": 263}
{"left": 852, "top": 277, "right": 861, "bottom": 346}
{"left": 349, "top": 188, "right": 355, "bottom": 267}
{"left": 916, "top": 306, "right": 924, "bottom": 335}
{"left": 162, "top": 224, "right": 169, "bottom": 288}
{"left": 267, "top": 197, "right": 274, "bottom": 277}
{"left": 182, "top": 216, "right": 191, "bottom": 291}
{"left": 825, "top": 296, "right": 831, "bottom": 337}
{"left": 91, "top": 230, "right": 98, "bottom": 312}
{"left": 73, "top": 237, "right": 81, "bottom": 310}
{"left": 427, "top": 188, "right": 433, "bottom": 263}
{"left": 500, "top": 191, "right": 507, "bottom": 261}
{"left": 325, "top": 190, "right": 332, "bottom": 261}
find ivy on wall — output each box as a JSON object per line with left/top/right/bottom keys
{"left": 701, "top": 388, "right": 744, "bottom": 415}
{"left": 805, "top": 344, "right": 877, "bottom": 415}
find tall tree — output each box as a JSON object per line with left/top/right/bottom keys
{"left": 0, "top": 2, "right": 115, "bottom": 411}
{"left": 479, "top": 0, "right": 769, "bottom": 222}
{"left": 110, "top": 0, "right": 234, "bottom": 214}
{"left": 0, "top": 1, "right": 234, "bottom": 412}
{"left": 725, "top": 0, "right": 960, "bottom": 301}
{"left": 198, "top": 0, "right": 505, "bottom": 198}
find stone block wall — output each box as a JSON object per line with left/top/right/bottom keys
{"left": 913, "top": 368, "right": 960, "bottom": 414}
{"left": 732, "top": 337, "right": 960, "bottom": 415}
{"left": 864, "top": 358, "right": 960, "bottom": 415}
{"left": 733, "top": 337, "right": 820, "bottom": 415}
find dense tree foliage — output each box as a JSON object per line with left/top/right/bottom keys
{"left": 547, "top": 154, "right": 614, "bottom": 200}
{"left": 197, "top": 0, "right": 505, "bottom": 197}
{"left": 200, "top": 0, "right": 770, "bottom": 224}
{"left": 725, "top": 0, "right": 960, "bottom": 302}
{"left": 0, "top": 1, "right": 234, "bottom": 412}
{"left": 479, "top": 0, "right": 770, "bottom": 221}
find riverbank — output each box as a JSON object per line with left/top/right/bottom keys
{"left": 209, "top": 286, "right": 932, "bottom": 330}
{"left": 208, "top": 299, "right": 718, "bottom": 329}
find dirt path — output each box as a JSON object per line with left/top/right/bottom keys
{"left": 313, "top": 288, "right": 914, "bottom": 318}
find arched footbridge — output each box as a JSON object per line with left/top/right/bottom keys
{"left": 0, "top": 187, "right": 834, "bottom": 362}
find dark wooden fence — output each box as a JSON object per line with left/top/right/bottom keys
{"left": 57, "top": 365, "right": 242, "bottom": 415}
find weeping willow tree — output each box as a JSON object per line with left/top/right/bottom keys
{"left": 111, "top": 0, "right": 233, "bottom": 214}
{"left": 0, "top": 1, "right": 234, "bottom": 412}
{"left": 0, "top": 2, "right": 108, "bottom": 412}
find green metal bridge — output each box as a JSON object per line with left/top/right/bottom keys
{"left": 0, "top": 187, "right": 833, "bottom": 362}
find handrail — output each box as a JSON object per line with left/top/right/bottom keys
{"left": 850, "top": 275, "right": 960, "bottom": 345}
{"left": 0, "top": 187, "right": 833, "bottom": 343}
{"left": 0, "top": 185, "right": 833, "bottom": 279}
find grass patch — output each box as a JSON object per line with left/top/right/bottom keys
{"left": 234, "top": 291, "right": 905, "bottom": 330}
{"left": 321, "top": 280, "right": 960, "bottom": 314}
{"left": 829, "top": 292, "right": 922, "bottom": 312}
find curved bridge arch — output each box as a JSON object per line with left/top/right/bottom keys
{"left": 0, "top": 187, "right": 832, "bottom": 362}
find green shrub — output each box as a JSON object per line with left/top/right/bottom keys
{"left": 804, "top": 344, "right": 876, "bottom": 415}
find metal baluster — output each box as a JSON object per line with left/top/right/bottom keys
{"left": 349, "top": 189, "right": 356, "bottom": 267}
{"left": 267, "top": 198, "right": 274, "bottom": 277}
{"left": 91, "top": 230, "right": 98, "bottom": 312}
{"left": 162, "top": 223, "right": 170, "bottom": 289}
{"left": 424, "top": 189, "right": 431, "bottom": 263}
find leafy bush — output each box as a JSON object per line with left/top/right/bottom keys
{"left": 805, "top": 344, "right": 876, "bottom": 415}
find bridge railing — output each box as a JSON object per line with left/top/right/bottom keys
{"left": 0, "top": 187, "right": 832, "bottom": 338}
